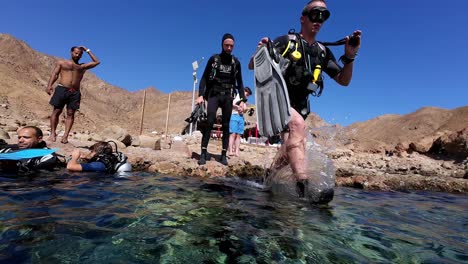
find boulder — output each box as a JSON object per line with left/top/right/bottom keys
{"left": 409, "top": 136, "right": 436, "bottom": 153}
{"left": 0, "top": 128, "right": 10, "bottom": 139}
{"left": 170, "top": 140, "right": 191, "bottom": 157}
{"left": 73, "top": 133, "right": 92, "bottom": 142}
{"left": 429, "top": 128, "right": 468, "bottom": 162}
{"left": 138, "top": 135, "right": 161, "bottom": 150}
{"left": 105, "top": 138, "right": 126, "bottom": 150}
{"left": 101, "top": 125, "right": 132, "bottom": 146}
{"left": 131, "top": 136, "right": 141, "bottom": 147}
{"left": 4, "top": 125, "right": 18, "bottom": 132}
{"left": 89, "top": 133, "right": 103, "bottom": 142}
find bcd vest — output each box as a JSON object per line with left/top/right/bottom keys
{"left": 208, "top": 54, "right": 237, "bottom": 96}
{"left": 281, "top": 32, "right": 327, "bottom": 97}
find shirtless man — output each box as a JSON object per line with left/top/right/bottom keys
{"left": 46, "top": 46, "right": 100, "bottom": 143}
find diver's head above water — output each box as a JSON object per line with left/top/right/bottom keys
{"left": 17, "top": 126, "right": 46, "bottom": 149}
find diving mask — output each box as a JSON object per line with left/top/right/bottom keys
{"left": 303, "top": 6, "right": 330, "bottom": 23}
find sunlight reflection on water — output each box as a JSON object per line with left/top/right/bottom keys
{"left": 0, "top": 171, "right": 466, "bottom": 263}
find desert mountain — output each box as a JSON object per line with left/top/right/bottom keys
{"left": 0, "top": 33, "right": 194, "bottom": 135}
{"left": 344, "top": 106, "right": 468, "bottom": 152}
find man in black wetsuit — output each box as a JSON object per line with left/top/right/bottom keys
{"left": 249, "top": 0, "right": 361, "bottom": 201}
{"left": 0, "top": 126, "right": 61, "bottom": 173}
{"left": 196, "top": 33, "right": 246, "bottom": 166}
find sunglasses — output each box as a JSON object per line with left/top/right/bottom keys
{"left": 303, "top": 6, "right": 330, "bottom": 23}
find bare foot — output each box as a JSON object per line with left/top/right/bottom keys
{"left": 61, "top": 137, "right": 69, "bottom": 144}
{"left": 48, "top": 134, "right": 57, "bottom": 142}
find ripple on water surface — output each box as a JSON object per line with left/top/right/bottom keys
{"left": 0, "top": 171, "right": 467, "bottom": 263}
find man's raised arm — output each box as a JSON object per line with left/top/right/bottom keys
{"left": 80, "top": 46, "right": 100, "bottom": 70}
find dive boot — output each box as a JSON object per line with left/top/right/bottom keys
{"left": 296, "top": 179, "right": 308, "bottom": 198}
{"left": 220, "top": 155, "right": 228, "bottom": 166}
{"left": 198, "top": 154, "right": 206, "bottom": 165}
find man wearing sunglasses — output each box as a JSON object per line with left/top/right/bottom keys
{"left": 249, "top": 0, "right": 361, "bottom": 203}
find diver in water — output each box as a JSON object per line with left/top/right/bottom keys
{"left": 66, "top": 141, "right": 131, "bottom": 173}
{"left": 249, "top": 0, "right": 361, "bottom": 202}
{"left": 0, "top": 126, "right": 62, "bottom": 173}
{"left": 196, "top": 33, "right": 246, "bottom": 166}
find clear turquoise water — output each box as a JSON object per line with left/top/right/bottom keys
{"left": 0, "top": 171, "right": 466, "bottom": 263}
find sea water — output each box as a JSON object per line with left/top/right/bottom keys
{"left": 265, "top": 134, "right": 336, "bottom": 203}
{"left": 0, "top": 171, "right": 466, "bottom": 263}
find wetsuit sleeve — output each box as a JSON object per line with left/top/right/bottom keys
{"left": 198, "top": 56, "right": 215, "bottom": 97}
{"left": 323, "top": 46, "right": 342, "bottom": 79}
{"left": 235, "top": 60, "right": 246, "bottom": 101}
{"left": 31, "top": 154, "right": 60, "bottom": 171}
{"left": 81, "top": 161, "right": 107, "bottom": 172}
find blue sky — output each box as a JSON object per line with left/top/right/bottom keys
{"left": 2, "top": 0, "right": 467, "bottom": 126}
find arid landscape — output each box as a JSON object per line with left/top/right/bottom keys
{"left": 1, "top": 33, "right": 467, "bottom": 193}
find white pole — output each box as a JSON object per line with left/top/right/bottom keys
{"left": 189, "top": 57, "right": 204, "bottom": 135}
{"left": 189, "top": 72, "right": 197, "bottom": 135}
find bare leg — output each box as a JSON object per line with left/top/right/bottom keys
{"left": 228, "top": 133, "right": 236, "bottom": 156}
{"left": 61, "top": 109, "right": 76, "bottom": 144}
{"left": 234, "top": 134, "right": 241, "bottom": 156}
{"left": 49, "top": 108, "right": 63, "bottom": 142}
{"left": 285, "top": 109, "right": 307, "bottom": 180}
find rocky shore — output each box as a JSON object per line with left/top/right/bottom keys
{"left": 2, "top": 120, "right": 467, "bottom": 194}
{"left": 1, "top": 34, "right": 467, "bottom": 195}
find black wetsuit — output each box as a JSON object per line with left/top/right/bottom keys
{"left": 198, "top": 52, "right": 246, "bottom": 155}
{"left": 0, "top": 144, "right": 62, "bottom": 174}
{"left": 273, "top": 35, "right": 342, "bottom": 119}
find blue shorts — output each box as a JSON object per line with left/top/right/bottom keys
{"left": 229, "top": 114, "right": 245, "bottom": 134}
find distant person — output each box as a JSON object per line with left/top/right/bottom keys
{"left": 249, "top": 0, "right": 361, "bottom": 200}
{"left": 196, "top": 33, "right": 246, "bottom": 166}
{"left": 228, "top": 86, "right": 252, "bottom": 157}
{"left": 67, "top": 141, "right": 131, "bottom": 173}
{"left": 0, "top": 126, "right": 61, "bottom": 173}
{"left": 46, "top": 46, "right": 100, "bottom": 144}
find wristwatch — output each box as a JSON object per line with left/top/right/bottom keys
{"left": 340, "top": 55, "right": 355, "bottom": 65}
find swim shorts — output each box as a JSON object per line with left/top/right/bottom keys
{"left": 49, "top": 85, "right": 81, "bottom": 110}
{"left": 229, "top": 114, "right": 245, "bottom": 134}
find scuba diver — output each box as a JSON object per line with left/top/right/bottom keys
{"left": 0, "top": 126, "right": 62, "bottom": 173}
{"left": 249, "top": 0, "right": 361, "bottom": 203}
{"left": 196, "top": 33, "right": 246, "bottom": 166}
{"left": 66, "top": 141, "right": 131, "bottom": 173}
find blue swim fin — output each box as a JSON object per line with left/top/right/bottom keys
{"left": 0, "top": 149, "right": 57, "bottom": 160}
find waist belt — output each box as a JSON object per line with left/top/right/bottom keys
{"left": 212, "top": 84, "right": 234, "bottom": 95}
{"left": 220, "top": 83, "right": 234, "bottom": 89}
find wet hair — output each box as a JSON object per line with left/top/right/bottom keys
{"left": 244, "top": 87, "right": 252, "bottom": 96}
{"left": 70, "top": 46, "right": 83, "bottom": 52}
{"left": 21, "top": 126, "right": 43, "bottom": 138}
{"left": 302, "top": 0, "right": 326, "bottom": 15}
{"left": 89, "top": 141, "right": 113, "bottom": 155}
